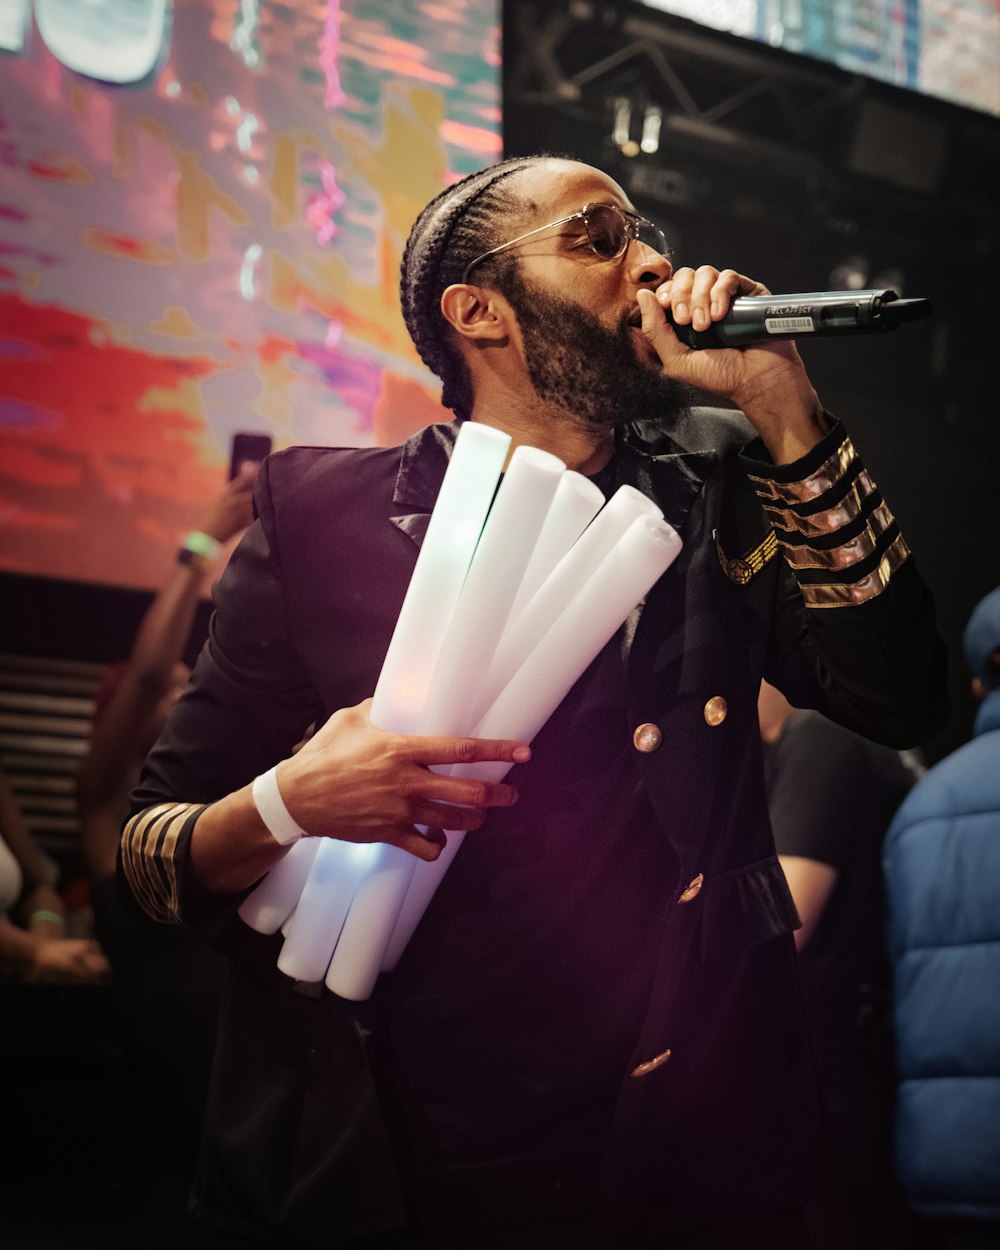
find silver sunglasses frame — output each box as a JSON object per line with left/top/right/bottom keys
{"left": 460, "top": 202, "right": 671, "bottom": 284}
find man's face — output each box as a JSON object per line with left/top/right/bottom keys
{"left": 502, "top": 264, "right": 692, "bottom": 429}
{"left": 486, "top": 159, "right": 691, "bottom": 427}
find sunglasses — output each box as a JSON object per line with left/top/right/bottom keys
{"left": 461, "top": 202, "right": 672, "bottom": 284}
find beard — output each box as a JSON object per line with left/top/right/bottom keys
{"left": 502, "top": 269, "right": 694, "bottom": 429}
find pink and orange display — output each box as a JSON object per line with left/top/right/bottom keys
{"left": 0, "top": 0, "right": 501, "bottom": 590}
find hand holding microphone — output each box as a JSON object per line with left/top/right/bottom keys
{"left": 664, "top": 288, "right": 931, "bottom": 350}
{"left": 637, "top": 267, "right": 931, "bottom": 461}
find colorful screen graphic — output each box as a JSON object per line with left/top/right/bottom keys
{"left": 0, "top": 0, "right": 500, "bottom": 589}
{"left": 640, "top": 0, "right": 999, "bottom": 118}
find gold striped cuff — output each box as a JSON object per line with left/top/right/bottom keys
{"left": 798, "top": 533, "right": 911, "bottom": 608}
{"left": 121, "top": 801, "right": 202, "bottom": 925}
{"left": 761, "top": 471, "right": 876, "bottom": 538}
{"left": 778, "top": 500, "right": 896, "bottom": 571}
{"left": 746, "top": 436, "right": 857, "bottom": 505}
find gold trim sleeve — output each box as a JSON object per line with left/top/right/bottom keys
{"left": 779, "top": 500, "right": 896, "bottom": 571}
{"left": 746, "top": 436, "right": 856, "bottom": 505}
{"left": 798, "top": 533, "right": 911, "bottom": 608}
{"left": 761, "top": 471, "right": 876, "bottom": 539}
{"left": 121, "top": 801, "right": 202, "bottom": 924}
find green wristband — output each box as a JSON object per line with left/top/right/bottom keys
{"left": 182, "top": 530, "right": 221, "bottom": 559}
{"left": 29, "top": 909, "right": 65, "bottom": 927}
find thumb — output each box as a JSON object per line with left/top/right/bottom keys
{"left": 637, "top": 288, "right": 684, "bottom": 368}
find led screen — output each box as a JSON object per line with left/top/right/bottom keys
{"left": 0, "top": 0, "right": 500, "bottom": 589}
{"left": 640, "top": 0, "right": 999, "bottom": 117}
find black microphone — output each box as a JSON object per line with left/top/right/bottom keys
{"left": 667, "top": 288, "right": 931, "bottom": 350}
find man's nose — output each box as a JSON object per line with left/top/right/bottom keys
{"left": 627, "top": 240, "right": 672, "bottom": 287}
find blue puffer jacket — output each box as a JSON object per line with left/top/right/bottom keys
{"left": 883, "top": 687, "right": 1000, "bottom": 1222}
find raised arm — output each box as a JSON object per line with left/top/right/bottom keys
{"left": 638, "top": 265, "right": 828, "bottom": 464}
{"left": 642, "top": 265, "right": 946, "bottom": 745}
{"left": 78, "top": 469, "right": 256, "bottom": 879}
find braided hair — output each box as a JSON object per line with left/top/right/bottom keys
{"left": 400, "top": 155, "right": 547, "bottom": 419}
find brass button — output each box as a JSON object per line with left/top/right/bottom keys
{"left": 677, "top": 873, "right": 704, "bottom": 904}
{"left": 632, "top": 722, "right": 662, "bottom": 753}
{"left": 703, "top": 695, "right": 728, "bottom": 726}
{"left": 631, "top": 1048, "right": 672, "bottom": 1077}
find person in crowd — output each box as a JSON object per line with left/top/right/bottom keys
{"left": 1, "top": 761, "right": 107, "bottom": 1226}
{"left": 883, "top": 585, "right": 1000, "bottom": 1249}
{"left": 758, "top": 679, "right": 921, "bottom": 1250}
{"left": 76, "top": 467, "right": 256, "bottom": 1167}
{"left": 0, "top": 763, "right": 108, "bottom": 982}
{"left": 79, "top": 468, "right": 257, "bottom": 886}
{"left": 119, "top": 154, "right": 946, "bottom": 1248}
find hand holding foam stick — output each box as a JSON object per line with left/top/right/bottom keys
{"left": 323, "top": 445, "right": 565, "bottom": 1001}
{"left": 260, "top": 422, "right": 511, "bottom": 982}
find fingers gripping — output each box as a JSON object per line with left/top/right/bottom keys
{"left": 284, "top": 701, "right": 529, "bottom": 854}
{"left": 391, "top": 826, "right": 446, "bottom": 863}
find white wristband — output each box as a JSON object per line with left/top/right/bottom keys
{"left": 252, "top": 766, "right": 305, "bottom": 845}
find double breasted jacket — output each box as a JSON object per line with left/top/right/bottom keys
{"left": 122, "top": 408, "right": 946, "bottom": 1242}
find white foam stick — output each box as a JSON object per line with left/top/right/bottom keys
{"left": 369, "top": 420, "right": 512, "bottom": 734}
{"left": 238, "top": 837, "right": 319, "bottom": 934}
{"left": 381, "top": 512, "right": 683, "bottom": 975}
{"left": 507, "top": 470, "right": 605, "bottom": 622}
{"left": 380, "top": 486, "right": 660, "bottom": 973}
{"left": 276, "top": 841, "right": 379, "bottom": 983}
{"left": 477, "top": 514, "right": 682, "bottom": 742}
{"left": 324, "top": 445, "right": 565, "bottom": 1002}
{"left": 274, "top": 422, "right": 511, "bottom": 984}
{"left": 421, "top": 444, "right": 565, "bottom": 736}
{"left": 488, "top": 484, "right": 663, "bottom": 699}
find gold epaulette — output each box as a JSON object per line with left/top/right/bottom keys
{"left": 714, "top": 528, "right": 778, "bottom": 585}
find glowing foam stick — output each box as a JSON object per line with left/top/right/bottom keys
{"left": 270, "top": 422, "right": 510, "bottom": 982}
{"left": 507, "top": 470, "right": 604, "bottom": 622}
{"left": 488, "top": 484, "right": 662, "bottom": 699}
{"left": 380, "top": 485, "right": 662, "bottom": 972}
{"left": 324, "top": 445, "right": 565, "bottom": 1002}
{"left": 379, "top": 511, "right": 683, "bottom": 977}
{"left": 478, "top": 514, "right": 682, "bottom": 741}
{"left": 237, "top": 837, "right": 319, "bottom": 935}
{"left": 422, "top": 444, "right": 566, "bottom": 735}
{"left": 370, "top": 421, "right": 514, "bottom": 735}
{"left": 277, "top": 841, "right": 377, "bottom": 983}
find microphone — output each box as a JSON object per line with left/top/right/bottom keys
{"left": 667, "top": 288, "right": 931, "bottom": 350}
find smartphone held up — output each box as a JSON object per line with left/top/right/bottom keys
{"left": 229, "top": 431, "right": 273, "bottom": 481}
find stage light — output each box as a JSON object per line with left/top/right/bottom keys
{"left": 828, "top": 255, "right": 870, "bottom": 290}
{"left": 640, "top": 105, "right": 662, "bottom": 154}
{"left": 612, "top": 97, "right": 632, "bottom": 148}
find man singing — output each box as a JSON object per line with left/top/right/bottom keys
{"left": 120, "top": 156, "right": 945, "bottom": 1248}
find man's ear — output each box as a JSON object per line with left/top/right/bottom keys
{"left": 440, "top": 283, "right": 511, "bottom": 343}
